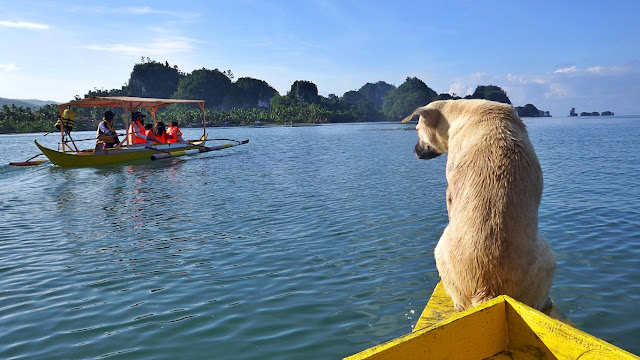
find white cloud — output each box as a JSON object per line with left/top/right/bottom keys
{"left": 85, "top": 44, "right": 138, "bottom": 54}
{"left": 554, "top": 66, "right": 577, "bottom": 74}
{"left": 124, "top": 6, "right": 200, "bottom": 20}
{"left": 0, "top": 21, "right": 51, "bottom": 30}
{"left": 85, "top": 36, "right": 200, "bottom": 56}
{"left": 62, "top": 5, "right": 199, "bottom": 21}
{"left": 0, "top": 64, "right": 20, "bottom": 72}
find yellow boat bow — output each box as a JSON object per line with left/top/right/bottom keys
{"left": 345, "top": 282, "right": 638, "bottom": 360}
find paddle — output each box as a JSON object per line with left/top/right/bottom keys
{"left": 9, "top": 153, "right": 47, "bottom": 166}
{"left": 64, "top": 134, "right": 126, "bottom": 143}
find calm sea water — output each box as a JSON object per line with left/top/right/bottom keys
{"left": 1, "top": 118, "right": 639, "bottom": 359}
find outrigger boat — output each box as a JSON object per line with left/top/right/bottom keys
{"left": 345, "top": 282, "right": 639, "bottom": 359}
{"left": 10, "top": 96, "right": 248, "bottom": 167}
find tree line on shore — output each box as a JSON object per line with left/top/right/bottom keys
{"left": 0, "top": 58, "right": 548, "bottom": 134}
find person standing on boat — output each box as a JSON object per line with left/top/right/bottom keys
{"left": 128, "top": 111, "right": 160, "bottom": 144}
{"left": 55, "top": 106, "right": 75, "bottom": 134}
{"left": 96, "top": 110, "right": 120, "bottom": 149}
{"left": 166, "top": 121, "right": 186, "bottom": 143}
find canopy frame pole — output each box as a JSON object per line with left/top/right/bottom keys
{"left": 198, "top": 102, "right": 206, "bottom": 138}
{"left": 58, "top": 106, "right": 66, "bottom": 151}
{"left": 147, "top": 106, "right": 158, "bottom": 126}
{"left": 115, "top": 101, "right": 131, "bottom": 150}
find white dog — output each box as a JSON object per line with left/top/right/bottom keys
{"left": 403, "top": 99, "right": 555, "bottom": 311}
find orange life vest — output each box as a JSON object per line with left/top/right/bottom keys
{"left": 128, "top": 120, "right": 147, "bottom": 144}
{"left": 155, "top": 131, "right": 167, "bottom": 144}
{"left": 166, "top": 126, "right": 183, "bottom": 143}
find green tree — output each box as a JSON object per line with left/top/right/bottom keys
{"left": 515, "top": 104, "right": 539, "bottom": 117}
{"left": 173, "top": 68, "right": 236, "bottom": 110}
{"left": 467, "top": 85, "right": 511, "bottom": 104}
{"left": 434, "top": 93, "right": 462, "bottom": 101}
{"left": 128, "top": 60, "right": 184, "bottom": 98}
{"left": 337, "top": 90, "right": 385, "bottom": 122}
{"left": 382, "top": 77, "right": 438, "bottom": 120}
{"left": 358, "top": 81, "right": 395, "bottom": 110}
{"left": 0, "top": 104, "right": 61, "bottom": 133}
{"left": 340, "top": 90, "right": 364, "bottom": 105}
{"left": 288, "top": 80, "right": 319, "bottom": 103}
{"left": 235, "top": 77, "right": 278, "bottom": 108}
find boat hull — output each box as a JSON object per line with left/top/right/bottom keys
{"left": 344, "top": 282, "right": 639, "bottom": 359}
{"left": 35, "top": 140, "right": 207, "bottom": 167}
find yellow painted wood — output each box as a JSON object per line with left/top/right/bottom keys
{"left": 413, "top": 281, "right": 457, "bottom": 332}
{"left": 485, "top": 352, "right": 517, "bottom": 360}
{"left": 414, "top": 282, "right": 570, "bottom": 332}
{"left": 507, "top": 298, "right": 639, "bottom": 360}
{"left": 344, "top": 282, "right": 640, "bottom": 359}
{"left": 344, "top": 297, "right": 507, "bottom": 360}
{"left": 35, "top": 140, "right": 207, "bottom": 167}
{"left": 35, "top": 140, "right": 153, "bottom": 166}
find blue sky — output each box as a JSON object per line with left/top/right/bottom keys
{"left": 1, "top": 0, "right": 639, "bottom": 116}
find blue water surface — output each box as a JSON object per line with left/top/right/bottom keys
{"left": 0, "top": 118, "right": 638, "bottom": 359}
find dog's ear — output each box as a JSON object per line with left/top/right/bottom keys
{"left": 401, "top": 108, "right": 439, "bottom": 127}
{"left": 401, "top": 111, "right": 418, "bottom": 123}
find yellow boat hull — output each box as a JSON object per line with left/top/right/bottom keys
{"left": 34, "top": 140, "right": 206, "bottom": 167}
{"left": 345, "top": 282, "right": 638, "bottom": 360}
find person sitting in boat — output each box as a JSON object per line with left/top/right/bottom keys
{"left": 143, "top": 123, "right": 154, "bottom": 138}
{"left": 166, "top": 121, "right": 186, "bottom": 143}
{"left": 55, "top": 106, "right": 75, "bottom": 134}
{"left": 153, "top": 122, "right": 168, "bottom": 143}
{"left": 128, "top": 111, "right": 160, "bottom": 144}
{"left": 96, "top": 110, "right": 120, "bottom": 149}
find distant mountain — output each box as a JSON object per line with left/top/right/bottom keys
{"left": 0, "top": 97, "right": 59, "bottom": 108}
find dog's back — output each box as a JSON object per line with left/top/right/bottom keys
{"left": 431, "top": 100, "right": 555, "bottom": 310}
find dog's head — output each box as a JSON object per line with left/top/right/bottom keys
{"left": 402, "top": 103, "right": 450, "bottom": 160}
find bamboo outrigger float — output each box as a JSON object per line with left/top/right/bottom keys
{"left": 344, "top": 282, "right": 639, "bottom": 359}
{"left": 11, "top": 96, "right": 248, "bottom": 167}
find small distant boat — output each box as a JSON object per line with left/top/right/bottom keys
{"left": 344, "top": 282, "right": 639, "bottom": 359}
{"left": 11, "top": 96, "right": 249, "bottom": 167}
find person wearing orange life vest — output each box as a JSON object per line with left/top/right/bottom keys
{"left": 128, "top": 111, "right": 160, "bottom": 144}
{"left": 153, "top": 122, "right": 168, "bottom": 143}
{"left": 166, "top": 121, "right": 186, "bottom": 143}
{"left": 143, "top": 123, "right": 154, "bottom": 138}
